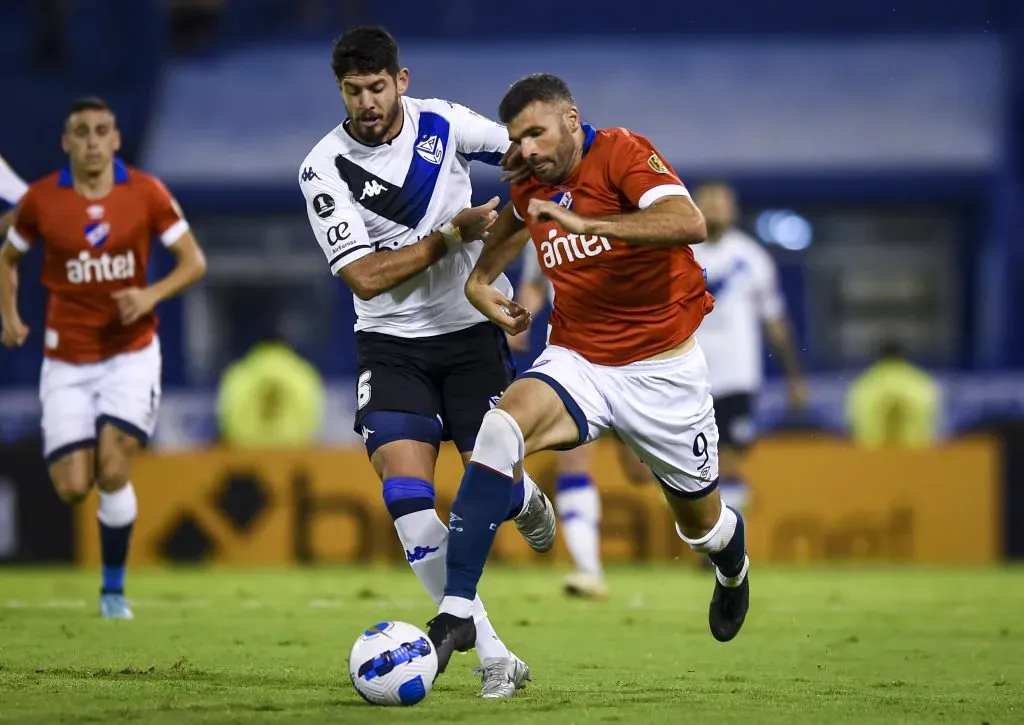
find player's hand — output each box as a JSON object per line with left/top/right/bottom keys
{"left": 452, "top": 196, "right": 501, "bottom": 242}
{"left": 465, "top": 280, "right": 532, "bottom": 336}
{"left": 500, "top": 144, "right": 532, "bottom": 185}
{"left": 111, "top": 287, "right": 157, "bottom": 325}
{"left": 1, "top": 314, "right": 29, "bottom": 348}
{"left": 527, "top": 198, "right": 588, "bottom": 234}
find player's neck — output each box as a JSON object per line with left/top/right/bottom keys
{"left": 71, "top": 164, "right": 115, "bottom": 200}
{"left": 563, "top": 127, "right": 586, "bottom": 181}
{"left": 380, "top": 103, "right": 405, "bottom": 145}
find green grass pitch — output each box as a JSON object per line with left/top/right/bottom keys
{"left": 1, "top": 565, "right": 1021, "bottom": 723}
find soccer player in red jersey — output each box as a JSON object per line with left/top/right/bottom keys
{"left": 427, "top": 74, "right": 749, "bottom": 671}
{"left": 0, "top": 98, "right": 207, "bottom": 618}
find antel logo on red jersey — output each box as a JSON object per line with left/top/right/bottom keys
{"left": 66, "top": 250, "right": 136, "bottom": 284}
{"left": 539, "top": 227, "right": 612, "bottom": 269}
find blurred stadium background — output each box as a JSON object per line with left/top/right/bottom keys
{"left": 0, "top": 0, "right": 1022, "bottom": 620}
{"left": 3, "top": 2, "right": 1024, "bottom": 721}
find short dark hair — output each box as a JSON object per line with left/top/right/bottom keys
{"left": 331, "top": 26, "right": 400, "bottom": 79}
{"left": 498, "top": 73, "right": 574, "bottom": 124}
{"left": 65, "top": 96, "right": 114, "bottom": 124}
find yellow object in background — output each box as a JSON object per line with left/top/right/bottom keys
{"left": 847, "top": 342, "right": 940, "bottom": 448}
{"left": 217, "top": 341, "right": 326, "bottom": 449}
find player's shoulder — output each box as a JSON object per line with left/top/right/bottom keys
{"left": 23, "top": 171, "right": 63, "bottom": 195}
{"left": 590, "top": 126, "right": 671, "bottom": 175}
{"left": 123, "top": 166, "right": 164, "bottom": 191}
{"left": 414, "top": 97, "right": 469, "bottom": 118}
{"left": 301, "top": 123, "right": 348, "bottom": 169}
{"left": 595, "top": 126, "right": 656, "bottom": 152}
{"left": 411, "top": 96, "right": 453, "bottom": 115}
{"left": 18, "top": 171, "right": 64, "bottom": 209}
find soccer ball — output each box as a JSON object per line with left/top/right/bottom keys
{"left": 349, "top": 621, "right": 438, "bottom": 706}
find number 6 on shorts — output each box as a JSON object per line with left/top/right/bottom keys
{"left": 357, "top": 370, "right": 372, "bottom": 410}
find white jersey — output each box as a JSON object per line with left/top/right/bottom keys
{"left": 519, "top": 240, "right": 553, "bottom": 301}
{"left": 692, "top": 229, "right": 786, "bottom": 396}
{"left": 0, "top": 154, "right": 28, "bottom": 208}
{"left": 299, "top": 96, "right": 513, "bottom": 338}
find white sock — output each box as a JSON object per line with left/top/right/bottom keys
{"left": 556, "top": 486, "right": 603, "bottom": 577}
{"left": 394, "top": 510, "right": 510, "bottom": 663}
{"left": 97, "top": 482, "right": 137, "bottom": 527}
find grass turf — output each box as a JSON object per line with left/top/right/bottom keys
{"left": 0, "top": 565, "right": 1021, "bottom": 724}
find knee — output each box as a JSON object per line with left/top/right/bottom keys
{"left": 471, "top": 409, "right": 524, "bottom": 474}
{"left": 95, "top": 453, "right": 130, "bottom": 493}
{"left": 54, "top": 475, "right": 92, "bottom": 506}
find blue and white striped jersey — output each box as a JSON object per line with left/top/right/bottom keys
{"left": 0, "top": 154, "right": 27, "bottom": 211}
{"left": 299, "top": 96, "right": 513, "bottom": 338}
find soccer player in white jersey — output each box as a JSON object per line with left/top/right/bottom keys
{"left": 510, "top": 243, "right": 651, "bottom": 599}
{"left": 297, "top": 27, "right": 554, "bottom": 699}
{"left": 691, "top": 181, "right": 805, "bottom": 512}
{"left": 0, "top": 154, "right": 29, "bottom": 238}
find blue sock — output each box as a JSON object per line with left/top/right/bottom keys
{"left": 504, "top": 479, "right": 525, "bottom": 521}
{"left": 382, "top": 477, "right": 435, "bottom": 520}
{"left": 444, "top": 463, "right": 514, "bottom": 600}
{"left": 708, "top": 506, "right": 746, "bottom": 578}
{"left": 556, "top": 472, "right": 592, "bottom": 493}
{"left": 100, "top": 522, "right": 133, "bottom": 594}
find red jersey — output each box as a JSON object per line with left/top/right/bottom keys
{"left": 8, "top": 159, "right": 188, "bottom": 363}
{"left": 510, "top": 125, "right": 713, "bottom": 366}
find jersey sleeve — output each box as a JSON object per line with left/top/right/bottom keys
{"left": 607, "top": 131, "right": 691, "bottom": 210}
{"left": 749, "top": 244, "right": 786, "bottom": 321}
{"left": 6, "top": 187, "right": 40, "bottom": 253}
{"left": 143, "top": 175, "right": 190, "bottom": 247}
{"left": 449, "top": 102, "right": 511, "bottom": 166}
{"left": 299, "top": 157, "right": 372, "bottom": 275}
{"left": 0, "top": 155, "right": 27, "bottom": 209}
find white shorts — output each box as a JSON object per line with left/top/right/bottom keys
{"left": 39, "top": 338, "right": 162, "bottom": 463}
{"left": 522, "top": 341, "right": 719, "bottom": 497}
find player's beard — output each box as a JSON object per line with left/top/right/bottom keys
{"left": 530, "top": 128, "right": 579, "bottom": 184}
{"left": 352, "top": 100, "right": 402, "bottom": 145}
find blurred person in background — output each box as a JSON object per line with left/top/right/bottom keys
{"left": 510, "top": 242, "right": 651, "bottom": 600}
{"left": 0, "top": 98, "right": 207, "bottom": 619}
{"left": 217, "top": 331, "right": 326, "bottom": 449}
{"left": 297, "top": 26, "right": 546, "bottom": 698}
{"left": 846, "top": 339, "right": 939, "bottom": 448}
{"left": 692, "top": 180, "right": 805, "bottom": 513}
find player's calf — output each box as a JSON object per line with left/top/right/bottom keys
{"left": 95, "top": 423, "right": 142, "bottom": 609}
{"left": 666, "top": 488, "right": 749, "bottom": 642}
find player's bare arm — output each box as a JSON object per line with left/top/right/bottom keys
{"left": 527, "top": 194, "right": 707, "bottom": 247}
{"left": 0, "top": 239, "right": 28, "bottom": 347}
{"left": 112, "top": 231, "right": 207, "bottom": 326}
{"left": 765, "top": 316, "right": 806, "bottom": 408}
{"left": 340, "top": 196, "right": 500, "bottom": 301}
{"left": 464, "top": 203, "right": 532, "bottom": 336}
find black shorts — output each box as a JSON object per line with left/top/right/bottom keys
{"left": 714, "top": 392, "right": 757, "bottom": 450}
{"left": 353, "top": 322, "right": 515, "bottom": 454}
